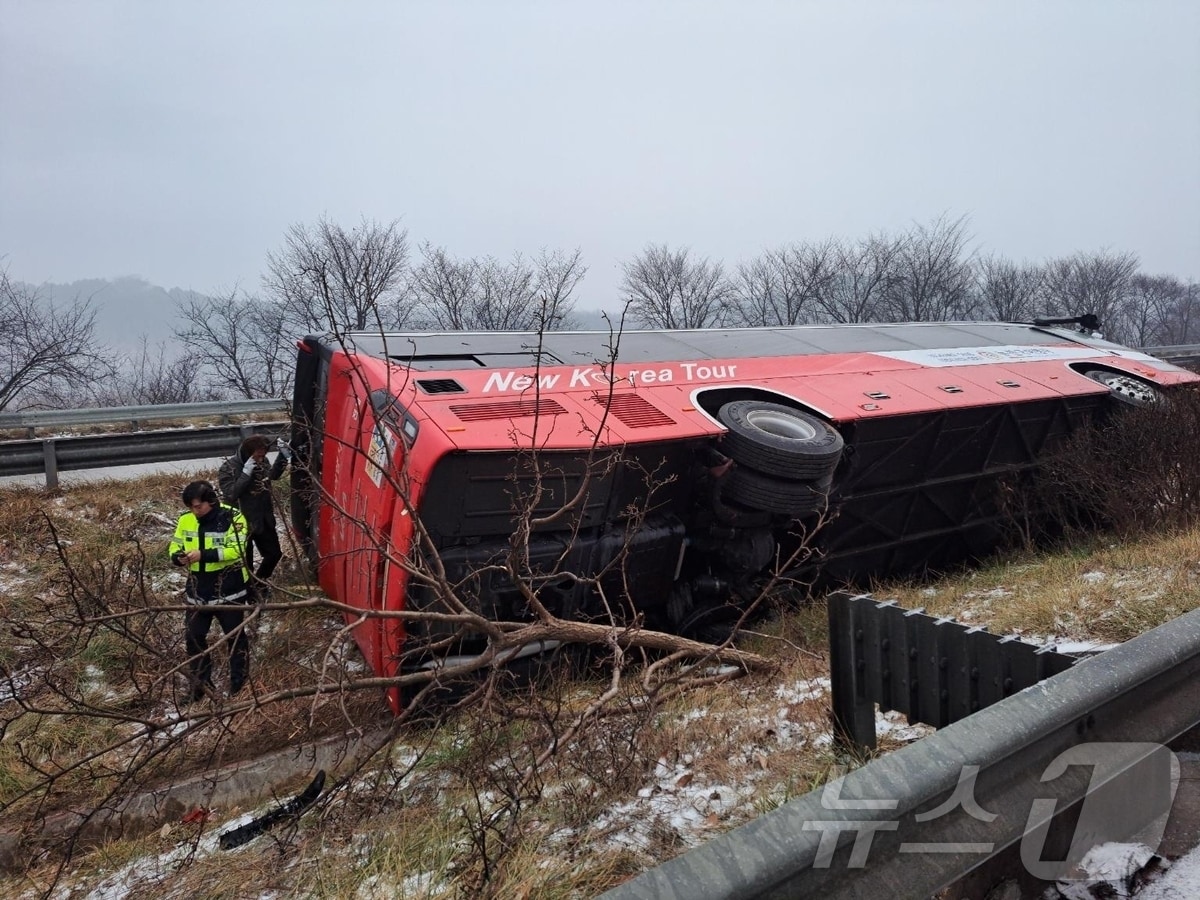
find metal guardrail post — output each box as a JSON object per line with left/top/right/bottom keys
{"left": 828, "top": 593, "right": 877, "bottom": 749}
{"left": 41, "top": 439, "right": 59, "bottom": 490}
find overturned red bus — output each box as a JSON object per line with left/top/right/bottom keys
{"left": 289, "top": 320, "right": 1197, "bottom": 701}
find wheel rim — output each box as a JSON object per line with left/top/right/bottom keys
{"left": 1091, "top": 371, "right": 1160, "bottom": 405}
{"left": 745, "top": 409, "right": 817, "bottom": 442}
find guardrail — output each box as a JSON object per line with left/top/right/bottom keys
{"left": 0, "top": 422, "right": 290, "bottom": 488}
{"left": 0, "top": 423, "right": 290, "bottom": 488}
{"left": 0, "top": 399, "right": 291, "bottom": 488}
{"left": 601, "top": 600, "right": 1200, "bottom": 899}
{"left": 1144, "top": 344, "right": 1200, "bottom": 368}
{"left": 0, "top": 399, "right": 289, "bottom": 435}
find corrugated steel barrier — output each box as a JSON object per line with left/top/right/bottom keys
{"left": 601, "top": 602, "right": 1200, "bottom": 899}
{"left": 829, "top": 593, "right": 1077, "bottom": 750}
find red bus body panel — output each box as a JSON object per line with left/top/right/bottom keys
{"left": 289, "top": 323, "right": 1198, "bottom": 703}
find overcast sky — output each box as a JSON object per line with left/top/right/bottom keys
{"left": 1, "top": 0, "right": 1198, "bottom": 312}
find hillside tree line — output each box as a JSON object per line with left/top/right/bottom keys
{"left": 2, "top": 213, "right": 1198, "bottom": 409}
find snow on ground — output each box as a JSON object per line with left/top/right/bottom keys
{"left": 1039, "top": 840, "right": 1200, "bottom": 900}
{"left": 1136, "top": 847, "right": 1200, "bottom": 899}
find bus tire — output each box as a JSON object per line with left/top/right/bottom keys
{"left": 722, "top": 465, "right": 832, "bottom": 517}
{"left": 1083, "top": 369, "right": 1163, "bottom": 407}
{"left": 717, "top": 400, "right": 844, "bottom": 480}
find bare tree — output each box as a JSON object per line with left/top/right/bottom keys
{"left": 88, "top": 338, "right": 203, "bottom": 406}
{"left": 815, "top": 233, "right": 903, "bottom": 323}
{"left": 1127, "top": 274, "right": 1197, "bottom": 346}
{"left": 408, "top": 244, "right": 475, "bottom": 330}
{"left": 173, "top": 288, "right": 293, "bottom": 399}
{"left": 1041, "top": 250, "right": 1139, "bottom": 342}
{"left": 1161, "top": 280, "right": 1200, "bottom": 346}
{"left": 531, "top": 247, "right": 586, "bottom": 330}
{"left": 620, "top": 244, "right": 735, "bottom": 329}
{"left": 974, "top": 255, "right": 1045, "bottom": 323}
{"left": 410, "top": 245, "right": 585, "bottom": 331}
{"left": 881, "top": 215, "right": 976, "bottom": 322}
{"left": 264, "top": 216, "right": 411, "bottom": 334}
{"left": 0, "top": 269, "right": 116, "bottom": 411}
{"left": 731, "top": 240, "right": 837, "bottom": 327}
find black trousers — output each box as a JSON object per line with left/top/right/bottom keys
{"left": 245, "top": 527, "right": 283, "bottom": 582}
{"left": 185, "top": 604, "right": 250, "bottom": 696}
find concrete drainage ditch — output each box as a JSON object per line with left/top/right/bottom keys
{"left": 0, "top": 726, "right": 391, "bottom": 873}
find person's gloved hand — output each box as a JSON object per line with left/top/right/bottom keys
{"left": 242, "top": 457, "right": 257, "bottom": 475}
{"left": 277, "top": 437, "right": 293, "bottom": 461}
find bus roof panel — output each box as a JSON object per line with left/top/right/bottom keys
{"left": 339, "top": 322, "right": 1080, "bottom": 372}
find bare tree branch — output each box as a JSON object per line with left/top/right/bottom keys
{"left": 410, "top": 245, "right": 585, "bottom": 331}
{"left": 0, "top": 270, "right": 115, "bottom": 411}
{"left": 974, "top": 255, "right": 1045, "bottom": 323}
{"left": 621, "top": 244, "right": 735, "bottom": 329}
{"left": 815, "top": 233, "right": 903, "bottom": 323}
{"left": 172, "top": 288, "right": 292, "bottom": 399}
{"left": 263, "top": 216, "right": 411, "bottom": 334}
{"left": 1042, "top": 249, "right": 1139, "bottom": 342}
{"left": 88, "top": 337, "right": 204, "bottom": 406}
{"left": 881, "top": 214, "right": 976, "bottom": 322}
{"left": 731, "top": 240, "right": 837, "bottom": 326}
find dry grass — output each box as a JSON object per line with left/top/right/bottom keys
{"left": 6, "top": 457, "right": 1200, "bottom": 897}
{"left": 876, "top": 528, "right": 1200, "bottom": 644}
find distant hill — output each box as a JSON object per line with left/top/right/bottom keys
{"left": 24, "top": 276, "right": 210, "bottom": 356}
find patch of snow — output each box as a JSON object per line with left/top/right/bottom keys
{"left": 81, "top": 829, "right": 223, "bottom": 899}
{"left": 875, "top": 710, "right": 933, "bottom": 742}
{"left": 1055, "top": 842, "right": 1156, "bottom": 899}
{"left": 773, "top": 676, "right": 830, "bottom": 704}
{"left": 1080, "top": 571, "right": 1107, "bottom": 583}
{"left": 0, "top": 664, "right": 44, "bottom": 703}
{"left": 1137, "top": 848, "right": 1200, "bottom": 899}
{"left": 1052, "top": 640, "right": 1120, "bottom": 656}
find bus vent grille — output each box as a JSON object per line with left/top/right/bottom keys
{"left": 417, "top": 379, "right": 466, "bottom": 394}
{"left": 450, "top": 399, "right": 568, "bottom": 421}
{"left": 591, "top": 393, "right": 676, "bottom": 428}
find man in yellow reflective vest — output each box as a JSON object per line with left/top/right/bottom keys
{"left": 168, "top": 480, "right": 252, "bottom": 702}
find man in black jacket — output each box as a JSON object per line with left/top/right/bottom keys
{"left": 218, "top": 434, "right": 290, "bottom": 599}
